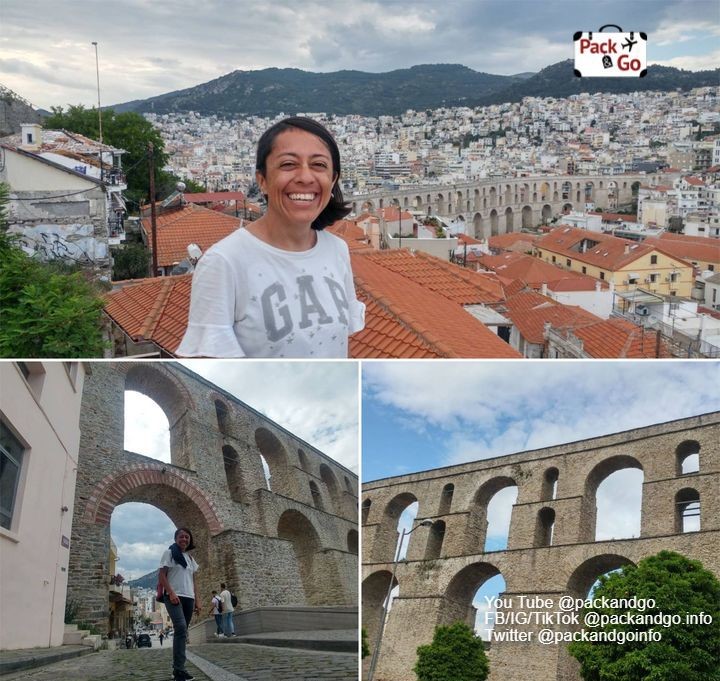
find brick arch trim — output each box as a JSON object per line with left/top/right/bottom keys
{"left": 82, "top": 463, "right": 224, "bottom": 534}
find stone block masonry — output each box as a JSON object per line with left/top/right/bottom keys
{"left": 362, "top": 412, "right": 720, "bottom": 681}
{"left": 67, "top": 362, "right": 357, "bottom": 632}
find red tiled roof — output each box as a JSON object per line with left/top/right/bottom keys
{"left": 589, "top": 212, "right": 638, "bottom": 223}
{"left": 327, "top": 220, "right": 373, "bottom": 252}
{"left": 103, "top": 251, "right": 519, "bottom": 358}
{"left": 183, "top": 191, "right": 245, "bottom": 202}
{"left": 536, "top": 227, "right": 687, "bottom": 270}
{"left": 141, "top": 204, "right": 241, "bottom": 268}
{"left": 569, "top": 319, "right": 671, "bottom": 358}
{"left": 351, "top": 254, "right": 520, "bottom": 358}
{"left": 502, "top": 290, "right": 598, "bottom": 344}
{"left": 357, "top": 249, "right": 505, "bottom": 305}
{"left": 684, "top": 176, "right": 705, "bottom": 186}
{"left": 104, "top": 276, "right": 191, "bottom": 354}
{"left": 477, "top": 253, "right": 606, "bottom": 292}
{"left": 644, "top": 233, "right": 720, "bottom": 265}
{"left": 488, "top": 232, "right": 539, "bottom": 251}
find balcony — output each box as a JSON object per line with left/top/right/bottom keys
{"left": 105, "top": 169, "right": 127, "bottom": 187}
{"left": 108, "top": 218, "right": 126, "bottom": 245}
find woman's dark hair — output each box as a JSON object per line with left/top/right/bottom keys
{"left": 255, "top": 116, "right": 351, "bottom": 230}
{"left": 174, "top": 527, "right": 195, "bottom": 551}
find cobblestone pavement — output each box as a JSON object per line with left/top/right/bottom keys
{"left": 1, "top": 643, "right": 358, "bottom": 681}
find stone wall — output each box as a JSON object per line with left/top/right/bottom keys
{"left": 68, "top": 362, "right": 358, "bottom": 632}
{"left": 362, "top": 412, "right": 720, "bottom": 681}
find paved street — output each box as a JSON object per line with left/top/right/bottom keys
{"left": 1, "top": 642, "right": 358, "bottom": 681}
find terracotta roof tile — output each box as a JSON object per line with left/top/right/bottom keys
{"left": 536, "top": 226, "right": 690, "bottom": 270}
{"left": 351, "top": 254, "right": 520, "bottom": 358}
{"left": 488, "top": 232, "right": 540, "bottom": 250}
{"left": 141, "top": 204, "right": 241, "bottom": 268}
{"left": 477, "top": 253, "right": 607, "bottom": 291}
{"left": 357, "top": 249, "right": 505, "bottom": 304}
{"left": 644, "top": 234, "right": 720, "bottom": 265}
{"left": 104, "top": 276, "right": 192, "bottom": 354}
{"left": 570, "top": 319, "right": 671, "bottom": 358}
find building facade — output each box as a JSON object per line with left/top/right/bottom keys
{"left": 0, "top": 362, "right": 87, "bottom": 649}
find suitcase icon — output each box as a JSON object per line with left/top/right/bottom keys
{"left": 574, "top": 24, "right": 647, "bottom": 77}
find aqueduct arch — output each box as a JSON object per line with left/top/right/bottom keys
{"left": 362, "top": 413, "right": 720, "bottom": 681}
{"left": 69, "top": 363, "right": 358, "bottom": 632}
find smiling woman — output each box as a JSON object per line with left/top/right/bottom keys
{"left": 177, "top": 117, "right": 365, "bottom": 358}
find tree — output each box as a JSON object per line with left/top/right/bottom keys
{"left": 44, "top": 105, "right": 177, "bottom": 206}
{"left": 0, "top": 183, "right": 107, "bottom": 357}
{"left": 362, "top": 628, "right": 369, "bottom": 659}
{"left": 569, "top": 551, "right": 720, "bottom": 681}
{"left": 414, "top": 622, "right": 489, "bottom": 681}
{"left": 112, "top": 243, "right": 150, "bottom": 280}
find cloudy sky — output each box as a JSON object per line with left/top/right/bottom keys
{"left": 2, "top": 0, "right": 718, "bottom": 111}
{"left": 113, "top": 360, "right": 358, "bottom": 580}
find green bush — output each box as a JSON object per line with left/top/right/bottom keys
{"left": 0, "top": 231, "right": 106, "bottom": 357}
{"left": 569, "top": 551, "right": 720, "bottom": 681}
{"left": 112, "top": 242, "right": 150, "bottom": 280}
{"left": 414, "top": 621, "right": 489, "bottom": 681}
{"left": 362, "top": 627, "right": 369, "bottom": 658}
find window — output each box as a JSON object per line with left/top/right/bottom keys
{"left": 650, "top": 255, "right": 658, "bottom": 265}
{"left": 26, "top": 133, "right": 33, "bottom": 144}
{"left": 709, "top": 265, "right": 715, "bottom": 272}
{"left": 17, "top": 362, "right": 45, "bottom": 398}
{"left": 599, "top": 272, "right": 605, "bottom": 280}
{"left": 552, "top": 256, "right": 556, "bottom": 263}
{"left": 670, "top": 273, "right": 679, "bottom": 282}
{"left": 566, "top": 259, "right": 572, "bottom": 267}
{"left": 581, "top": 266, "right": 587, "bottom": 274}
{"left": 649, "top": 274, "right": 658, "bottom": 283}
{"left": 1, "top": 421, "right": 25, "bottom": 530}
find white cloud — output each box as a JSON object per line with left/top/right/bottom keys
{"left": 364, "top": 361, "right": 719, "bottom": 468}
{"left": 650, "top": 51, "right": 720, "bottom": 72}
{"left": 1, "top": 0, "right": 716, "bottom": 109}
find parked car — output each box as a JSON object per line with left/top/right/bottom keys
{"left": 137, "top": 633, "right": 152, "bottom": 648}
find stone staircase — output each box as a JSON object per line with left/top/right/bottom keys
{"left": 62, "top": 624, "right": 103, "bottom": 650}
{"left": 192, "top": 605, "right": 358, "bottom": 653}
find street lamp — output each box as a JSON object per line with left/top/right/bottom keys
{"left": 367, "top": 517, "right": 433, "bottom": 681}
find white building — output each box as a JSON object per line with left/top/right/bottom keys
{"left": 0, "top": 125, "right": 128, "bottom": 279}
{"left": 0, "top": 362, "right": 87, "bottom": 649}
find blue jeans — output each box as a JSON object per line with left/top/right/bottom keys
{"left": 214, "top": 613, "right": 223, "bottom": 635}
{"left": 222, "top": 611, "right": 234, "bottom": 635}
{"left": 164, "top": 596, "right": 194, "bottom": 674}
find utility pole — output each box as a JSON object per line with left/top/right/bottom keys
{"left": 148, "top": 143, "right": 158, "bottom": 276}
{"left": 91, "top": 42, "right": 104, "bottom": 181}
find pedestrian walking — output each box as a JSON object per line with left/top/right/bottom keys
{"left": 210, "top": 590, "right": 224, "bottom": 637}
{"left": 219, "top": 583, "right": 236, "bottom": 636}
{"left": 158, "top": 527, "right": 201, "bottom": 681}
{"left": 159, "top": 631, "right": 165, "bottom": 646}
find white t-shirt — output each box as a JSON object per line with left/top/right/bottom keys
{"left": 177, "top": 228, "right": 365, "bottom": 358}
{"left": 220, "top": 589, "right": 234, "bottom": 613}
{"left": 159, "top": 549, "right": 199, "bottom": 599}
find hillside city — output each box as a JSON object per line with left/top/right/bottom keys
{"left": 1, "top": 83, "right": 719, "bottom": 358}
{"left": 149, "top": 87, "right": 719, "bottom": 192}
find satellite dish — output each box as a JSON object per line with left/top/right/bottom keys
{"left": 176, "top": 181, "right": 186, "bottom": 192}
{"left": 187, "top": 243, "right": 202, "bottom": 261}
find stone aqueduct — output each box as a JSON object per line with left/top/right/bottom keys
{"left": 361, "top": 413, "right": 720, "bottom": 681}
{"left": 68, "top": 363, "right": 358, "bottom": 631}
{"left": 350, "top": 172, "right": 664, "bottom": 238}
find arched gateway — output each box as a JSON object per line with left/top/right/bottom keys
{"left": 362, "top": 413, "right": 720, "bottom": 681}
{"left": 68, "top": 363, "right": 357, "bottom": 631}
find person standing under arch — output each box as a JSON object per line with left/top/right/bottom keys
{"left": 158, "top": 528, "right": 201, "bottom": 681}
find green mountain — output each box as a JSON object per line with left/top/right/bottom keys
{"left": 112, "top": 61, "right": 719, "bottom": 118}
{"left": 127, "top": 569, "right": 159, "bottom": 590}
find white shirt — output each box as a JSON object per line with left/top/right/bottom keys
{"left": 177, "top": 228, "right": 365, "bottom": 358}
{"left": 220, "top": 589, "right": 234, "bottom": 613}
{"left": 159, "top": 549, "right": 199, "bottom": 599}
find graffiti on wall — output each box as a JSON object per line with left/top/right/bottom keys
{"left": 15, "top": 223, "right": 109, "bottom": 264}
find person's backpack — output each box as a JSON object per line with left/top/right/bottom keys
{"left": 215, "top": 596, "right": 223, "bottom": 613}
{"left": 230, "top": 593, "right": 238, "bottom": 608}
